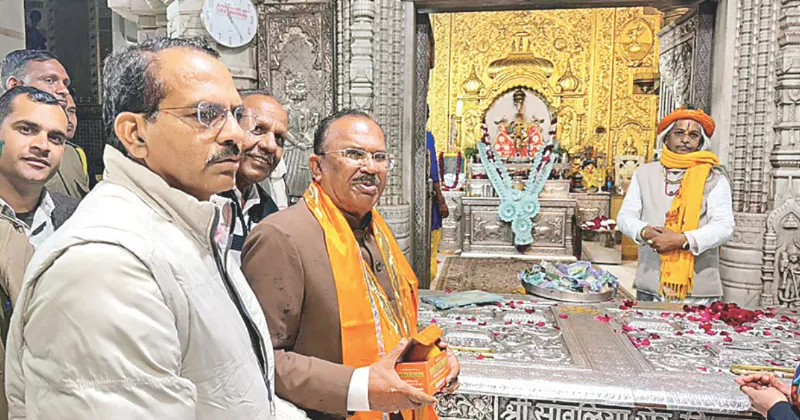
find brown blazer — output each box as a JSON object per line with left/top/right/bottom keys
{"left": 241, "top": 200, "right": 397, "bottom": 420}
{"left": 0, "top": 213, "right": 34, "bottom": 420}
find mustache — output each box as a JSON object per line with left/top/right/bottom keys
{"left": 353, "top": 174, "right": 380, "bottom": 187}
{"left": 206, "top": 144, "right": 241, "bottom": 165}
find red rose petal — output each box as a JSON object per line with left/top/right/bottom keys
{"left": 476, "top": 354, "right": 485, "bottom": 360}
{"left": 504, "top": 321, "right": 512, "bottom": 325}
{"left": 558, "top": 313, "right": 569, "bottom": 319}
{"left": 431, "top": 318, "right": 437, "bottom": 324}
{"left": 525, "top": 308, "right": 536, "bottom": 314}
{"left": 723, "top": 336, "right": 733, "bottom": 343}
{"left": 640, "top": 338, "right": 651, "bottom": 347}
{"left": 594, "top": 315, "right": 611, "bottom": 323}
{"left": 764, "top": 330, "right": 772, "bottom": 336}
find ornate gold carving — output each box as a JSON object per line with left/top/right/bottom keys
{"left": 462, "top": 65, "right": 485, "bottom": 96}
{"left": 619, "top": 18, "right": 655, "bottom": 66}
{"left": 488, "top": 32, "right": 555, "bottom": 79}
{"left": 428, "top": 8, "right": 660, "bottom": 169}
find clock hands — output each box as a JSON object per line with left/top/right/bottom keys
{"left": 225, "top": 8, "right": 245, "bottom": 43}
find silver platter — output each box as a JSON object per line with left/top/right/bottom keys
{"left": 523, "top": 281, "right": 616, "bottom": 302}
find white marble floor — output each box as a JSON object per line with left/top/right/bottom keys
{"left": 432, "top": 254, "right": 639, "bottom": 296}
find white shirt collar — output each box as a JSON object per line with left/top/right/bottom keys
{"left": 234, "top": 185, "right": 262, "bottom": 216}
{"left": 0, "top": 190, "right": 56, "bottom": 248}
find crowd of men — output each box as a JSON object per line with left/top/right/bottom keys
{"left": 0, "top": 37, "right": 459, "bottom": 420}
{"left": 0, "top": 35, "right": 796, "bottom": 420}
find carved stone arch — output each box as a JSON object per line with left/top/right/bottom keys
{"left": 762, "top": 190, "right": 800, "bottom": 306}
{"left": 482, "top": 76, "right": 558, "bottom": 114}
{"left": 481, "top": 84, "right": 556, "bottom": 121}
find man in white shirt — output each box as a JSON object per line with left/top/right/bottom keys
{"left": 0, "top": 86, "right": 77, "bottom": 249}
{"left": 222, "top": 89, "right": 288, "bottom": 264}
{"left": 617, "top": 107, "right": 734, "bottom": 303}
{"left": 0, "top": 85, "right": 76, "bottom": 420}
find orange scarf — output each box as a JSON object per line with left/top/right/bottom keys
{"left": 659, "top": 148, "right": 719, "bottom": 300}
{"left": 304, "top": 182, "right": 435, "bottom": 420}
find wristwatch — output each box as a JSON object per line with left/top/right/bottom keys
{"left": 681, "top": 236, "right": 690, "bottom": 251}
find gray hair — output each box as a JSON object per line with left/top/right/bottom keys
{"left": 101, "top": 37, "right": 220, "bottom": 153}
{"left": 313, "top": 109, "right": 384, "bottom": 155}
{"left": 1, "top": 50, "right": 61, "bottom": 92}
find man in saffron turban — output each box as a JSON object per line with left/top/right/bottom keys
{"left": 617, "top": 106, "right": 734, "bottom": 303}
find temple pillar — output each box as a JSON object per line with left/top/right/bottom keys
{"left": 713, "top": 0, "right": 778, "bottom": 307}
{"left": 761, "top": 0, "right": 800, "bottom": 307}
{"left": 161, "top": 0, "right": 258, "bottom": 88}
{"left": 336, "top": 0, "right": 414, "bottom": 258}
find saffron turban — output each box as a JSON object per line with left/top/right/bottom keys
{"left": 657, "top": 108, "right": 715, "bottom": 137}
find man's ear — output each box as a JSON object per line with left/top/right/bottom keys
{"left": 114, "top": 112, "right": 149, "bottom": 160}
{"left": 5, "top": 77, "right": 22, "bottom": 91}
{"left": 308, "top": 154, "right": 323, "bottom": 182}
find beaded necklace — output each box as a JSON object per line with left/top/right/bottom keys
{"left": 662, "top": 166, "right": 684, "bottom": 197}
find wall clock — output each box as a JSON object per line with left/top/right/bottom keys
{"left": 201, "top": 0, "right": 258, "bottom": 48}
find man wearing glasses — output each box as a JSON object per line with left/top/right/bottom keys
{"left": 5, "top": 37, "right": 307, "bottom": 419}
{"left": 241, "top": 109, "right": 460, "bottom": 420}
{"left": 222, "top": 88, "right": 288, "bottom": 265}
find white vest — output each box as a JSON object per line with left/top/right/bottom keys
{"left": 633, "top": 161, "right": 724, "bottom": 297}
{"left": 6, "top": 146, "right": 282, "bottom": 419}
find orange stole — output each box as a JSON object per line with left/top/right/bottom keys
{"left": 659, "top": 148, "right": 720, "bottom": 300}
{"left": 304, "top": 182, "right": 437, "bottom": 420}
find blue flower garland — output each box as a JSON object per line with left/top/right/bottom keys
{"left": 477, "top": 123, "right": 556, "bottom": 246}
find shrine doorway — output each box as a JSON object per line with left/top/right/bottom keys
{"left": 406, "top": 0, "right": 708, "bottom": 281}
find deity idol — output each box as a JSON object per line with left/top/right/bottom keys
{"left": 525, "top": 116, "right": 545, "bottom": 158}
{"left": 501, "top": 88, "right": 547, "bottom": 159}
{"left": 494, "top": 117, "right": 516, "bottom": 158}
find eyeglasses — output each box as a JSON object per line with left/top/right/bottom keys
{"left": 320, "top": 148, "right": 395, "bottom": 171}
{"left": 156, "top": 101, "right": 255, "bottom": 132}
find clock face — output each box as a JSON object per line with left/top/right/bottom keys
{"left": 202, "top": 0, "right": 258, "bottom": 49}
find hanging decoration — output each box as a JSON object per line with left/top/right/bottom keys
{"left": 477, "top": 121, "right": 556, "bottom": 246}
{"left": 439, "top": 152, "right": 463, "bottom": 191}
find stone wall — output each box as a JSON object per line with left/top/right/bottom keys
{"left": 0, "top": 0, "right": 25, "bottom": 58}
{"left": 713, "top": 0, "right": 777, "bottom": 307}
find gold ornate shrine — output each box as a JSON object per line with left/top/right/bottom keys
{"left": 428, "top": 8, "right": 661, "bottom": 166}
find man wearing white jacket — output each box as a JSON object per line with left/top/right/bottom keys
{"left": 5, "top": 37, "right": 306, "bottom": 419}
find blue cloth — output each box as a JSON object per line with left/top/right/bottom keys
{"left": 427, "top": 131, "right": 440, "bottom": 183}
{"left": 427, "top": 131, "right": 442, "bottom": 230}
{"left": 421, "top": 290, "right": 504, "bottom": 310}
{"left": 768, "top": 402, "right": 799, "bottom": 420}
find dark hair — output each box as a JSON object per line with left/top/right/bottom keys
{"left": 238, "top": 88, "right": 271, "bottom": 99}
{"left": 1, "top": 49, "right": 60, "bottom": 92}
{"left": 313, "top": 109, "right": 382, "bottom": 155}
{"left": 0, "top": 86, "right": 63, "bottom": 126}
{"left": 101, "top": 37, "right": 220, "bottom": 153}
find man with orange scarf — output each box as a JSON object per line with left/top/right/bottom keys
{"left": 617, "top": 107, "right": 734, "bottom": 303}
{"left": 242, "top": 109, "right": 460, "bottom": 420}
